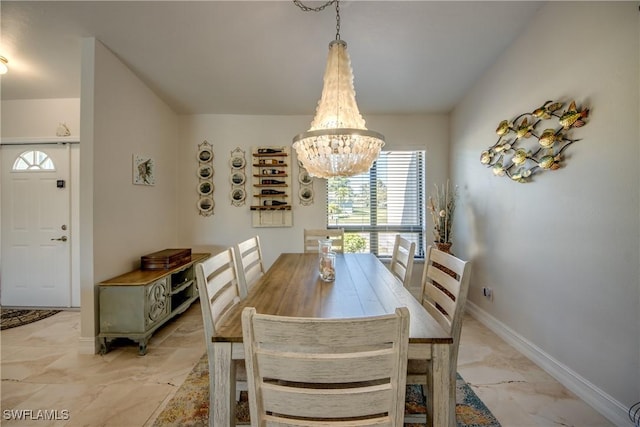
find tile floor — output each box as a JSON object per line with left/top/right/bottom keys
{"left": 1, "top": 303, "right": 614, "bottom": 427}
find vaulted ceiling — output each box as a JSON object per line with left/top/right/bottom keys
{"left": 0, "top": 1, "right": 542, "bottom": 115}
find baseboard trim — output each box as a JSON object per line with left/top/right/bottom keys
{"left": 77, "top": 336, "right": 99, "bottom": 355}
{"left": 465, "top": 301, "right": 632, "bottom": 427}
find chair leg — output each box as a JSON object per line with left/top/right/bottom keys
{"left": 236, "top": 381, "right": 247, "bottom": 401}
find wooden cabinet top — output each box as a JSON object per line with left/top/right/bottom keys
{"left": 100, "top": 253, "right": 210, "bottom": 286}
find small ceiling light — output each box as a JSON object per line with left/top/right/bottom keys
{"left": 292, "top": 0, "right": 385, "bottom": 178}
{"left": 0, "top": 56, "right": 8, "bottom": 75}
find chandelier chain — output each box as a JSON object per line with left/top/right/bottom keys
{"left": 293, "top": 0, "right": 341, "bottom": 40}
{"left": 293, "top": 0, "right": 335, "bottom": 12}
{"left": 292, "top": 0, "right": 384, "bottom": 178}
{"left": 335, "top": 1, "right": 340, "bottom": 40}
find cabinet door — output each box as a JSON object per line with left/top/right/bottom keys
{"left": 100, "top": 285, "right": 146, "bottom": 333}
{"left": 145, "top": 277, "right": 171, "bottom": 329}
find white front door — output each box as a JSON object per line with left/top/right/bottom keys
{"left": 1, "top": 145, "right": 71, "bottom": 307}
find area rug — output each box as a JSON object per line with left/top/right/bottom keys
{"left": 0, "top": 308, "right": 61, "bottom": 330}
{"left": 153, "top": 354, "right": 500, "bottom": 427}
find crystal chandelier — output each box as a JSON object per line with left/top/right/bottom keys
{"left": 292, "top": 0, "right": 385, "bottom": 179}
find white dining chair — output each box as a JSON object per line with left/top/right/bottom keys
{"left": 236, "top": 235, "right": 265, "bottom": 295}
{"left": 303, "top": 228, "right": 344, "bottom": 254}
{"left": 194, "top": 248, "right": 247, "bottom": 405}
{"left": 406, "top": 245, "right": 472, "bottom": 423}
{"left": 389, "top": 234, "right": 416, "bottom": 289}
{"left": 242, "top": 306, "right": 410, "bottom": 426}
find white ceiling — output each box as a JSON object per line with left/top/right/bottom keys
{"left": 0, "top": 1, "right": 543, "bottom": 115}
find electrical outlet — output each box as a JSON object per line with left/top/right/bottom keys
{"left": 482, "top": 287, "right": 493, "bottom": 300}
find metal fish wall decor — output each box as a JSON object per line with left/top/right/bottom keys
{"left": 480, "top": 100, "right": 590, "bottom": 183}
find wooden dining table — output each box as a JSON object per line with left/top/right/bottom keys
{"left": 211, "top": 252, "right": 455, "bottom": 427}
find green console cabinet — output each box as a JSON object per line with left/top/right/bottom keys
{"left": 98, "top": 252, "right": 209, "bottom": 355}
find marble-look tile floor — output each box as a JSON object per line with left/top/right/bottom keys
{"left": 1, "top": 303, "right": 613, "bottom": 427}
{"left": 456, "top": 315, "right": 613, "bottom": 427}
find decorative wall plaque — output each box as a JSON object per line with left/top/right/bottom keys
{"left": 481, "top": 99, "right": 589, "bottom": 183}
{"left": 297, "top": 159, "right": 314, "bottom": 206}
{"left": 197, "top": 140, "right": 214, "bottom": 216}
{"left": 229, "top": 147, "right": 246, "bottom": 207}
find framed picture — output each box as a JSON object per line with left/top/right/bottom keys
{"left": 231, "top": 171, "right": 246, "bottom": 185}
{"left": 231, "top": 188, "right": 246, "bottom": 205}
{"left": 133, "top": 154, "right": 155, "bottom": 185}
{"left": 198, "top": 197, "right": 214, "bottom": 214}
{"left": 198, "top": 181, "right": 214, "bottom": 196}
{"left": 298, "top": 169, "right": 312, "bottom": 185}
{"left": 229, "top": 155, "right": 246, "bottom": 169}
{"left": 198, "top": 165, "right": 213, "bottom": 179}
{"left": 299, "top": 187, "right": 314, "bottom": 205}
{"left": 198, "top": 146, "right": 213, "bottom": 163}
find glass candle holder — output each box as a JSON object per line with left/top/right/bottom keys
{"left": 319, "top": 251, "right": 336, "bottom": 282}
{"left": 318, "top": 238, "right": 333, "bottom": 255}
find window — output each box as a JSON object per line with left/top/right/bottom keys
{"left": 12, "top": 150, "right": 55, "bottom": 171}
{"left": 327, "top": 151, "right": 425, "bottom": 258}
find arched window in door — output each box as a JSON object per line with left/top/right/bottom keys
{"left": 12, "top": 150, "right": 56, "bottom": 171}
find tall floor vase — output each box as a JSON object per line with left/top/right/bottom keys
{"left": 435, "top": 241, "right": 452, "bottom": 254}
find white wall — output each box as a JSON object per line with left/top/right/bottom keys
{"left": 79, "top": 39, "right": 180, "bottom": 352}
{"left": 91, "top": 44, "right": 180, "bottom": 278}
{"left": 1, "top": 98, "right": 82, "bottom": 307}
{"left": 1, "top": 98, "right": 80, "bottom": 138}
{"left": 3, "top": 45, "right": 447, "bottom": 349}
{"left": 176, "top": 114, "right": 449, "bottom": 269}
{"left": 451, "top": 2, "right": 639, "bottom": 424}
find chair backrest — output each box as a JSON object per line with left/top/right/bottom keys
{"left": 195, "top": 248, "right": 242, "bottom": 346}
{"left": 420, "top": 245, "right": 472, "bottom": 368}
{"left": 242, "top": 306, "right": 410, "bottom": 427}
{"left": 236, "top": 235, "right": 265, "bottom": 295}
{"left": 389, "top": 234, "right": 416, "bottom": 289}
{"left": 303, "top": 228, "right": 344, "bottom": 254}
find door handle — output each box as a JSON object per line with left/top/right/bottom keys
{"left": 51, "top": 236, "right": 68, "bottom": 242}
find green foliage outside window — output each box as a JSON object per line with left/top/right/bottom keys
{"left": 344, "top": 234, "right": 366, "bottom": 253}
{"left": 327, "top": 151, "right": 425, "bottom": 257}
